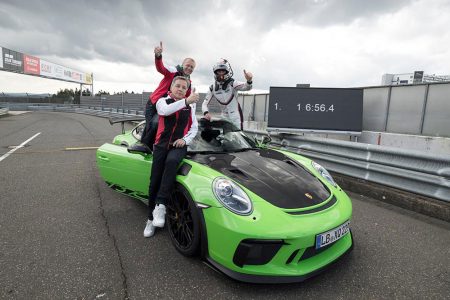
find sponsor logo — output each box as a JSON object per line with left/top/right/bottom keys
{"left": 4, "top": 53, "right": 22, "bottom": 67}
{"left": 305, "top": 193, "right": 313, "bottom": 199}
{"left": 24, "top": 55, "right": 40, "bottom": 74}
{"left": 55, "top": 65, "right": 63, "bottom": 77}
{"left": 71, "top": 71, "right": 81, "bottom": 80}
{"left": 85, "top": 73, "right": 93, "bottom": 84}
{"left": 41, "top": 63, "right": 51, "bottom": 73}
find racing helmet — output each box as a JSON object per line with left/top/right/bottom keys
{"left": 213, "top": 59, "right": 233, "bottom": 82}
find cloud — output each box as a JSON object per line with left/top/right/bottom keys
{"left": 0, "top": 0, "right": 449, "bottom": 93}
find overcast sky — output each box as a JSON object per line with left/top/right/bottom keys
{"left": 1, "top": 0, "right": 449, "bottom": 94}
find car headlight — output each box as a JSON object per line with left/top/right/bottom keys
{"left": 213, "top": 178, "right": 253, "bottom": 215}
{"left": 311, "top": 161, "right": 337, "bottom": 187}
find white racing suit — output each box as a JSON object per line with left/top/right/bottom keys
{"left": 202, "top": 79, "right": 252, "bottom": 130}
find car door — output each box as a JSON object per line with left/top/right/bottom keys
{"left": 97, "top": 143, "right": 152, "bottom": 199}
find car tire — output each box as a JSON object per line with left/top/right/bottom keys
{"left": 166, "top": 183, "right": 201, "bottom": 257}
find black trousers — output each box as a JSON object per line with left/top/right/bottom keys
{"left": 147, "top": 144, "right": 187, "bottom": 219}
{"left": 141, "top": 102, "right": 159, "bottom": 147}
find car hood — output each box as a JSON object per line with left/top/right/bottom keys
{"left": 189, "top": 149, "right": 331, "bottom": 209}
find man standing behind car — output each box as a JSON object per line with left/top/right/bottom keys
{"left": 141, "top": 41, "right": 196, "bottom": 148}
{"left": 144, "top": 76, "right": 199, "bottom": 237}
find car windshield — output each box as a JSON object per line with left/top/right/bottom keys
{"left": 188, "top": 119, "right": 257, "bottom": 153}
{"left": 132, "top": 118, "right": 257, "bottom": 153}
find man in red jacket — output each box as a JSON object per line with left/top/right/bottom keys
{"left": 141, "top": 41, "right": 196, "bottom": 148}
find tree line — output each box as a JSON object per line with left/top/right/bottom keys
{"left": 53, "top": 89, "right": 137, "bottom": 98}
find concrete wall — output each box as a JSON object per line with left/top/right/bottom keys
{"left": 238, "top": 82, "right": 450, "bottom": 138}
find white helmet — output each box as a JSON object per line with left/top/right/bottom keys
{"left": 213, "top": 59, "right": 233, "bottom": 82}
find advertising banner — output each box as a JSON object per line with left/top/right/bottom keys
{"left": 1, "top": 46, "right": 91, "bottom": 84}
{"left": 85, "top": 72, "right": 93, "bottom": 84}
{"left": 24, "top": 54, "right": 40, "bottom": 75}
{"left": 40, "top": 59, "right": 64, "bottom": 79}
{"left": 62, "top": 66, "right": 83, "bottom": 83}
{"left": 2, "top": 47, "right": 23, "bottom": 73}
{"left": 40, "top": 59, "right": 87, "bottom": 84}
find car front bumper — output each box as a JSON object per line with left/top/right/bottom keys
{"left": 205, "top": 232, "right": 353, "bottom": 283}
{"left": 199, "top": 195, "right": 353, "bottom": 282}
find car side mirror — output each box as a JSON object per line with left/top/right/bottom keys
{"left": 254, "top": 135, "right": 271, "bottom": 147}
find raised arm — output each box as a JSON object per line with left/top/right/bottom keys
{"left": 156, "top": 89, "right": 199, "bottom": 116}
{"left": 233, "top": 69, "right": 253, "bottom": 91}
{"left": 156, "top": 97, "right": 188, "bottom": 116}
{"left": 154, "top": 41, "right": 177, "bottom": 76}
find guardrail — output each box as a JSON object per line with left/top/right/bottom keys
{"left": 5, "top": 104, "right": 449, "bottom": 203}
{"left": 246, "top": 130, "right": 450, "bottom": 203}
{"left": 54, "top": 107, "right": 143, "bottom": 118}
{"left": 2, "top": 103, "right": 143, "bottom": 118}
{"left": 0, "top": 107, "right": 9, "bottom": 116}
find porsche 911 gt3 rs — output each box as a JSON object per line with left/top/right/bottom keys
{"left": 96, "top": 117, "right": 353, "bottom": 283}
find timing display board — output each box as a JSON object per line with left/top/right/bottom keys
{"left": 268, "top": 87, "right": 363, "bottom": 133}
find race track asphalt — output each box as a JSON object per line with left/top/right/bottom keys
{"left": 0, "top": 112, "right": 449, "bottom": 299}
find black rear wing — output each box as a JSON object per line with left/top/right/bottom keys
{"left": 108, "top": 116, "right": 145, "bottom": 134}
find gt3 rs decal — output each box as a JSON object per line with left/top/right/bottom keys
{"left": 107, "top": 182, "right": 148, "bottom": 201}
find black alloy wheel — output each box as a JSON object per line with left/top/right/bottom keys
{"left": 166, "top": 184, "right": 201, "bottom": 256}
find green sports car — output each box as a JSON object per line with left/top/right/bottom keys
{"left": 96, "top": 117, "right": 353, "bottom": 283}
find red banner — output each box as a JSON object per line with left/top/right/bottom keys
{"left": 24, "top": 54, "right": 40, "bottom": 75}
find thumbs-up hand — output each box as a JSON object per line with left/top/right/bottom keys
{"left": 154, "top": 41, "right": 163, "bottom": 57}
{"left": 186, "top": 87, "right": 199, "bottom": 105}
{"left": 244, "top": 69, "right": 253, "bottom": 82}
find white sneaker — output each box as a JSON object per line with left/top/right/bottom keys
{"left": 152, "top": 204, "right": 166, "bottom": 228}
{"left": 143, "top": 219, "right": 155, "bottom": 237}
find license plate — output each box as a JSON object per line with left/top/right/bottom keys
{"left": 315, "top": 221, "right": 350, "bottom": 249}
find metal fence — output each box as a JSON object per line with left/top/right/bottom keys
{"left": 0, "top": 95, "right": 68, "bottom": 104}
{"left": 81, "top": 82, "right": 450, "bottom": 137}
{"left": 2, "top": 103, "right": 449, "bottom": 204}
{"left": 81, "top": 92, "right": 212, "bottom": 115}
{"left": 246, "top": 130, "right": 450, "bottom": 203}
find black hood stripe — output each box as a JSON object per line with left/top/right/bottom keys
{"left": 190, "top": 149, "right": 331, "bottom": 209}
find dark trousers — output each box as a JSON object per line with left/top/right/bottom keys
{"left": 141, "top": 103, "right": 159, "bottom": 147}
{"left": 147, "top": 144, "right": 187, "bottom": 219}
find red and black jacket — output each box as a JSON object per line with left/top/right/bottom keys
{"left": 154, "top": 95, "right": 197, "bottom": 148}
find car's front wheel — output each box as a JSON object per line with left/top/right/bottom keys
{"left": 166, "top": 184, "right": 201, "bottom": 257}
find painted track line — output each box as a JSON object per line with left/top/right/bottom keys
{"left": 64, "top": 146, "right": 99, "bottom": 151}
{"left": 0, "top": 132, "right": 41, "bottom": 162}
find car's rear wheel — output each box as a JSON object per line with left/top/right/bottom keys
{"left": 166, "top": 184, "right": 201, "bottom": 256}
